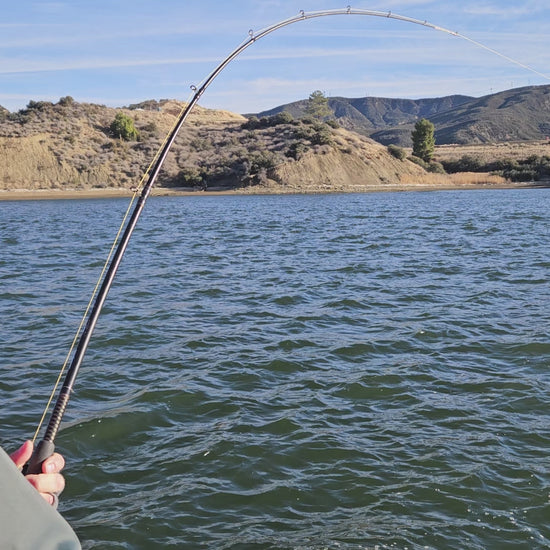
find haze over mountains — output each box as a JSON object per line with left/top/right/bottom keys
{"left": 254, "top": 85, "right": 550, "bottom": 146}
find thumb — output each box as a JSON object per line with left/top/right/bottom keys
{"left": 9, "top": 440, "right": 34, "bottom": 470}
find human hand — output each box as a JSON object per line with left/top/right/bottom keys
{"left": 10, "top": 440, "right": 66, "bottom": 507}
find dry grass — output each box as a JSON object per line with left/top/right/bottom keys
{"left": 400, "top": 171, "right": 507, "bottom": 186}
{"left": 434, "top": 140, "right": 550, "bottom": 164}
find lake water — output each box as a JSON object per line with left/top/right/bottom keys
{"left": 1, "top": 189, "right": 549, "bottom": 549}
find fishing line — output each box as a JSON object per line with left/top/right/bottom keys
{"left": 451, "top": 32, "right": 549, "bottom": 82}
{"left": 243, "top": 8, "right": 549, "bottom": 84}
{"left": 25, "top": 6, "right": 548, "bottom": 473}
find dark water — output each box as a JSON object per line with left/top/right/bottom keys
{"left": 1, "top": 190, "right": 549, "bottom": 549}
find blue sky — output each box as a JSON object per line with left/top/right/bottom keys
{"left": 2, "top": 0, "right": 549, "bottom": 114}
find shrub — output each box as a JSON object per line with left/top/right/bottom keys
{"left": 141, "top": 121, "right": 158, "bottom": 134}
{"left": 237, "top": 151, "right": 278, "bottom": 186}
{"left": 294, "top": 124, "right": 315, "bottom": 140}
{"left": 505, "top": 169, "right": 537, "bottom": 182}
{"left": 441, "top": 154, "right": 550, "bottom": 182}
{"left": 190, "top": 136, "right": 211, "bottom": 151}
{"left": 58, "top": 96, "right": 75, "bottom": 107}
{"left": 176, "top": 167, "right": 204, "bottom": 186}
{"left": 387, "top": 144, "right": 407, "bottom": 160}
{"left": 243, "top": 111, "right": 295, "bottom": 130}
{"left": 441, "top": 154, "right": 484, "bottom": 173}
{"left": 286, "top": 141, "right": 307, "bottom": 160}
{"left": 249, "top": 151, "right": 277, "bottom": 172}
{"left": 408, "top": 155, "right": 429, "bottom": 170}
{"left": 310, "top": 123, "right": 333, "bottom": 146}
{"left": 301, "top": 116, "right": 316, "bottom": 125}
{"left": 241, "top": 116, "right": 261, "bottom": 130}
{"left": 427, "top": 161, "right": 446, "bottom": 174}
{"left": 26, "top": 100, "right": 53, "bottom": 112}
{"left": 270, "top": 111, "right": 294, "bottom": 125}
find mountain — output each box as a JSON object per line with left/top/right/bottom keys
{"left": 254, "top": 85, "right": 550, "bottom": 146}
{"left": 429, "top": 86, "right": 550, "bottom": 144}
{"left": 254, "top": 94, "right": 473, "bottom": 136}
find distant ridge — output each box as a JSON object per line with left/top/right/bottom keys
{"left": 253, "top": 85, "right": 550, "bottom": 145}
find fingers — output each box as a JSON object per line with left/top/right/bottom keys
{"left": 27, "top": 452, "right": 66, "bottom": 496}
{"left": 26, "top": 472, "right": 66, "bottom": 496}
{"left": 10, "top": 443, "right": 64, "bottom": 473}
{"left": 41, "top": 492, "right": 59, "bottom": 508}
{"left": 43, "top": 452, "right": 65, "bottom": 474}
{"left": 9, "top": 440, "right": 33, "bottom": 469}
{"left": 10, "top": 443, "right": 67, "bottom": 506}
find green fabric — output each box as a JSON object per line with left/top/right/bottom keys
{"left": 0, "top": 446, "right": 81, "bottom": 550}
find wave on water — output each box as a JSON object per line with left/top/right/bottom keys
{"left": 1, "top": 190, "right": 549, "bottom": 549}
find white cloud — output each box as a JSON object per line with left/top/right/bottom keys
{"left": 3, "top": 33, "right": 547, "bottom": 82}
{"left": 0, "top": 53, "right": 226, "bottom": 75}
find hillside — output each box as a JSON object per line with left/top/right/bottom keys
{"left": 0, "top": 98, "right": 431, "bottom": 193}
{"left": 431, "top": 86, "right": 550, "bottom": 144}
{"left": 256, "top": 94, "right": 474, "bottom": 138}
{"left": 256, "top": 85, "right": 550, "bottom": 146}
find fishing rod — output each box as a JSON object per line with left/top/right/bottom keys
{"left": 24, "top": 7, "right": 550, "bottom": 475}
{"left": 24, "top": 93, "right": 200, "bottom": 473}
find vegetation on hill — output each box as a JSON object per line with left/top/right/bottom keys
{"left": 110, "top": 112, "right": 140, "bottom": 141}
{"left": 412, "top": 119, "right": 435, "bottom": 162}
{"left": 0, "top": 97, "right": 431, "bottom": 192}
{"left": 441, "top": 153, "right": 550, "bottom": 182}
{"left": 306, "top": 90, "right": 333, "bottom": 121}
{"left": 2, "top": 89, "right": 547, "bottom": 194}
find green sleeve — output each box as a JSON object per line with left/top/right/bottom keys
{"left": 0, "top": 446, "right": 81, "bottom": 550}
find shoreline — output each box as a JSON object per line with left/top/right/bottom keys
{"left": 0, "top": 181, "right": 546, "bottom": 201}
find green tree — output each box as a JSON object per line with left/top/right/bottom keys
{"left": 306, "top": 90, "right": 332, "bottom": 121}
{"left": 411, "top": 118, "right": 435, "bottom": 162}
{"left": 110, "top": 112, "right": 139, "bottom": 141}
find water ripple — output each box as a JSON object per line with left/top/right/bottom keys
{"left": 1, "top": 191, "right": 549, "bottom": 549}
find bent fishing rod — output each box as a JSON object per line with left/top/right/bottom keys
{"left": 25, "top": 7, "right": 550, "bottom": 474}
